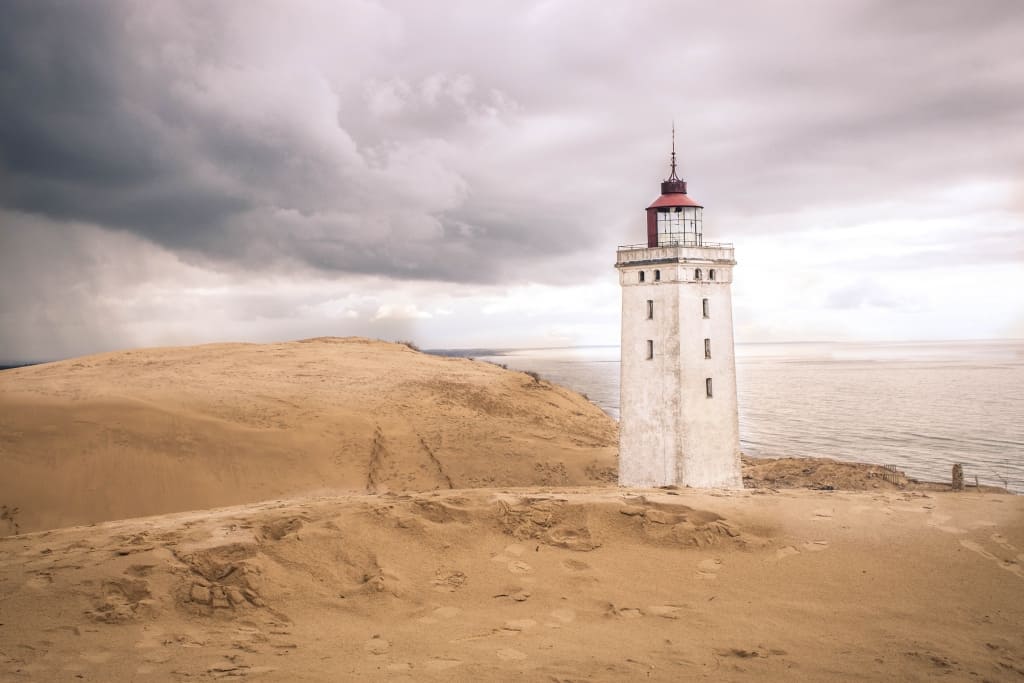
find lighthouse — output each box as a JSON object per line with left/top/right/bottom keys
{"left": 615, "top": 132, "right": 742, "bottom": 489}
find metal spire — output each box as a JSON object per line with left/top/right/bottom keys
{"left": 660, "top": 122, "right": 688, "bottom": 194}
{"left": 668, "top": 122, "right": 680, "bottom": 181}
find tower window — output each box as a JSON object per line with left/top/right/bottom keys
{"left": 646, "top": 340, "right": 654, "bottom": 360}
{"left": 654, "top": 269, "right": 661, "bottom": 281}
{"left": 646, "top": 300, "right": 654, "bottom": 319}
{"left": 706, "top": 377, "right": 713, "bottom": 398}
{"left": 709, "top": 269, "right": 716, "bottom": 280}
{"left": 704, "top": 338, "right": 711, "bottom": 359}
{"left": 702, "top": 298, "right": 709, "bottom": 318}
{"left": 639, "top": 271, "right": 645, "bottom": 283}
{"left": 695, "top": 268, "right": 702, "bottom": 280}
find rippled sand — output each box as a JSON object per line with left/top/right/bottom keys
{"left": 2, "top": 487, "right": 1022, "bottom": 681}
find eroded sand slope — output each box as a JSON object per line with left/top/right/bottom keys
{"left": 1, "top": 488, "right": 1021, "bottom": 681}
{"left": 0, "top": 338, "right": 616, "bottom": 533}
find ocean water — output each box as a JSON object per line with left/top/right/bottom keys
{"left": 474, "top": 340, "right": 1024, "bottom": 492}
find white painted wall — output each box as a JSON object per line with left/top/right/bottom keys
{"left": 617, "top": 248, "right": 742, "bottom": 489}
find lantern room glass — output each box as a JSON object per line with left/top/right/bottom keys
{"left": 656, "top": 206, "right": 702, "bottom": 247}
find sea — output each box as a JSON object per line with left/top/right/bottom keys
{"left": 462, "top": 340, "right": 1024, "bottom": 493}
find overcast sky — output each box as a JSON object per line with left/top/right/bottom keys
{"left": 1, "top": 0, "right": 1023, "bottom": 362}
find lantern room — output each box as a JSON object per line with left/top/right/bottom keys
{"left": 645, "top": 131, "right": 704, "bottom": 248}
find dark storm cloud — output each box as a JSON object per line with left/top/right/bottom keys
{"left": 0, "top": 1, "right": 252, "bottom": 254}
{"left": 1, "top": 0, "right": 1023, "bottom": 289}
{"left": 0, "top": 215, "right": 132, "bottom": 362}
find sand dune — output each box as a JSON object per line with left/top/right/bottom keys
{"left": 1, "top": 339, "right": 1021, "bottom": 680}
{"left": 0, "top": 338, "right": 616, "bottom": 534}
{"left": 2, "top": 337, "right": 969, "bottom": 537}
{"left": 1, "top": 487, "right": 1021, "bottom": 681}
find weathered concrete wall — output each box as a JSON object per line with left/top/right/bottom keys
{"left": 619, "top": 267, "right": 681, "bottom": 486}
{"left": 617, "top": 251, "right": 742, "bottom": 489}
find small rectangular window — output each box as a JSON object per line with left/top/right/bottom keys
{"left": 646, "top": 340, "right": 654, "bottom": 360}
{"left": 704, "top": 338, "right": 711, "bottom": 359}
{"left": 702, "top": 298, "right": 709, "bottom": 318}
{"left": 646, "top": 300, "right": 654, "bottom": 319}
{"left": 639, "top": 271, "right": 645, "bottom": 283}
{"left": 654, "top": 269, "right": 661, "bottom": 281}
{"left": 706, "top": 377, "right": 713, "bottom": 398}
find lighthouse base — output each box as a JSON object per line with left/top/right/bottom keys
{"left": 618, "top": 442, "right": 743, "bottom": 490}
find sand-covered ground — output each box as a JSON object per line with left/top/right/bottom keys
{"left": 0, "top": 338, "right": 616, "bottom": 534}
{"left": 1, "top": 338, "right": 1021, "bottom": 681}
{"left": 1, "top": 487, "right": 1022, "bottom": 681}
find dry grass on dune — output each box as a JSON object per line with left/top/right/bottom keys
{"left": 0, "top": 337, "right": 617, "bottom": 534}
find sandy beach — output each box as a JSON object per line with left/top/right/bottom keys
{"left": 1, "top": 338, "right": 1021, "bottom": 681}
{"left": 1, "top": 487, "right": 1022, "bottom": 681}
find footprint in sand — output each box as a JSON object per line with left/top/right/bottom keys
{"left": 775, "top": 546, "right": 800, "bottom": 560}
{"left": 959, "top": 540, "right": 998, "bottom": 561}
{"left": 696, "top": 558, "right": 722, "bottom": 580}
{"left": 80, "top": 651, "right": 113, "bottom": 664}
{"left": 562, "top": 559, "right": 590, "bottom": 571}
{"left": 492, "top": 585, "right": 531, "bottom": 602}
{"left": 646, "top": 605, "right": 684, "bottom": 620}
{"left": 431, "top": 570, "right": 468, "bottom": 593}
{"left": 423, "top": 658, "right": 462, "bottom": 671}
{"left": 605, "top": 604, "right": 644, "bottom": 618}
{"left": 548, "top": 608, "right": 576, "bottom": 625}
{"left": 418, "top": 605, "right": 461, "bottom": 624}
{"left": 501, "top": 619, "right": 537, "bottom": 635}
{"left": 496, "top": 648, "right": 528, "bottom": 661}
{"left": 365, "top": 636, "right": 390, "bottom": 655}
{"left": 507, "top": 560, "right": 533, "bottom": 575}
{"left": 490, "top": 545, "right": 524, "bottom": 565}
{"left": 24, "top": 574, "right": 53, "bottom": 591}
{"left": 801, "top": 540, "right": 830, "bottom": 552}
{"left": 773, "top": 542, "right": 828, "bottom": 559}
{"left": 991, "top": 533, "right": 1024, "bottom": 561}
{"left": 968, "top": 520, "right": 998, "bottom": 529}
{"left": 960, "top": 540, "right": 1024, "bottom": 579}
{"left": 927, "top": 513, "right": 967, "bottom": 534}
{"left": 504, "top": 544, "right": 526, "bottom": 557}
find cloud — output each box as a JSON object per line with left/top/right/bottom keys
{"left": 0, "top": 1, "right": 623, "bottom": 286}
{"left": 824, "top": 281, "right": 908, "bottom": 311}
{"left": 373, "top": 304, "right": 434, "bottom": 321}
{"left": 1, "top": 0, "right": 1023, "bottom": 360}
{"left": 4, "top": 1, "right": 1022, "bottom": 270}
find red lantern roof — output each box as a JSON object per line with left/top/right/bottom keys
{"left": 647, "top": 192, "right": 703, "bottom": 210}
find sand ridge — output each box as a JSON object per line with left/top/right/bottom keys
{"left": 1, "top": 487, "right": 1021, "bottom": 681}
{"left": 0, "top": 338, "right": 617, "bottom": 534}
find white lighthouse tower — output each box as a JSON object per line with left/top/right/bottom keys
{"left": 616, "top": 133, "right": 742, "bottom": 489}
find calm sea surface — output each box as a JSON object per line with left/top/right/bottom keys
{"left": 472, "top": 340, "right": 1024, "bottom": 492}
